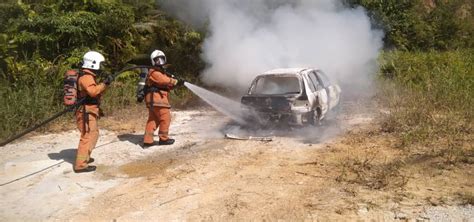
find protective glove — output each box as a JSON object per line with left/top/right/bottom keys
{"left": 103, "top": 75, "right": 115, "bottom": 86}
{"left": 99, "top": 109, "right": 105, "bottom": 117}
{"left": 176, "top": 78, "right": 185, "bottom": 87}
{"left": 136, "top": 89, "right": 145, "bottom": 103}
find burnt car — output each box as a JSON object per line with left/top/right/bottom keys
{"left": 241, "top": 68, "right": 341, "bottom": 126}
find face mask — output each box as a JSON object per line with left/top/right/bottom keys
{"left": 158, "top": 57, "right": 165, "bottom": 65}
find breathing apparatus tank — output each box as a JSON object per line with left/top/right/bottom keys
{"left": 63, "top": 69, "right": 80, "bottom": 107}
{"left": 136, "top": 68, "right": 148, "bottom": 102}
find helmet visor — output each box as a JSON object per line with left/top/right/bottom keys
{"left": 154, "top": 56, "right": 166, "bottom": 65}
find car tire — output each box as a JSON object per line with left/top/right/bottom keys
{"left": 311, "top": 108, "right": 322, "bottom": 126}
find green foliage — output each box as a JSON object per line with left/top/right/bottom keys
{"left": 0, "top": 57, "right": 67, "bottom": 139}
{"left": 131, "top": 11, "right": 205, "bottom": 80}
{"left": 1, "top": 1, "right": 137, "bottom": 68}
{"left": 347, "top": 0, "right": 474, "bottom": 50}
{"left": 0, "top": 1, "right": 204, "bottom": 141}
{"left": 378, "top": 50, "right": 473, "bottom": 147}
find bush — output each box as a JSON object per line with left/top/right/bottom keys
{"left": 0, "top": 1, "right": 205, "bottom": 142}
{"left": 0, "top": 58, "right": 65, "bottom": 139}
{"left": 347, "top": 0, "right": 473, "bottom": 50}
{"left": 378, "top": 49, "right": 473, "bottom": 150}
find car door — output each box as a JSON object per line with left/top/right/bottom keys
{"left": 306, "top": 71, "right": 329, "bottom": 117}
{"left": 316, "top": 70, "right": 339, "bottom": 110}
{"left": 302, "top": 71, "right": 317, "bottom": 109}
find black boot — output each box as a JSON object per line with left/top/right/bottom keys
{"left": 159, "top": 139, "right": 175, "bottom": 145}
{"left": 142, "top": 141, "right": 159, "bottom": 148}
{"left": 74, "top": 165, "right": 96, "bottom": 173}
{"left": 87, "top": 158, "right": 94, "bottom": 164}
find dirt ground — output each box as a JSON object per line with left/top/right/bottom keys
{"left": 0, "top": 103, "right": 472, "bottom": 221}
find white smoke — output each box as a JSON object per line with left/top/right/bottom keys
{"left": 159, "top": 0, "right": 383, "bottom": 93}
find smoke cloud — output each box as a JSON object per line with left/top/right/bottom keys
{"left": 158, "top": 0, "right": 383, "bottom": 94}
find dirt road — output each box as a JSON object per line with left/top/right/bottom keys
{"left": 1, "top": 108, "right": 472, "bottom": 221}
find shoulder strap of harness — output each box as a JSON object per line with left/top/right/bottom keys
{"left": 146, "top": 68, "right": 170, "bottom": 100}
{"left": 78, "top": 70, "right": 100, "bottom": 106}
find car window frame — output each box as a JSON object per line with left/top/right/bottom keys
{"left": 308, "top": 71, "right": 322, "bottom": 91}
{"left": 250, "top": 74, "right": 302, "bottom": 95}
{"left": 315, "top": 70, "right": 331, "bottom": 88}
{"left": 305, "top": 74, "right": 316, "bottom": 92}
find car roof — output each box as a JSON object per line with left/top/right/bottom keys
{"left": 261, "top": 68, "right": 312, "bottom": 75}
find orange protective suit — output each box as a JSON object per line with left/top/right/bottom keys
{"left": 143, "top": 68, "right": 178, "bottom": 143}
{"left": 75, "top": 69, "right": 106, "bottom": 171}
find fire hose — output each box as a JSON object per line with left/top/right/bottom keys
{"left": 0, "top": 65, "right": 175, "bottom": 147}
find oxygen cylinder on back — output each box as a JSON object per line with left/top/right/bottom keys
{"left": 136, "top": 68, "right": 148, "bottom": 102}
{"left": 63, "top": 69, "right": 80, "bottom": 106}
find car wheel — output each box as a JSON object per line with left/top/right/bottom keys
{"left": 311, "top": 108, "right": 322, "bottom": 126}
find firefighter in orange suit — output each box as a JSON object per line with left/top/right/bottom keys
{"left": 143, "top": 50, "right": 183, "bottom": 147}
{"left": 74, "top": 51, "right": 113, "bottom": 173}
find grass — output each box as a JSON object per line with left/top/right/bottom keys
{"left": 335, "top": 49, "right": 473, "bottom": 197}
{"left": 378, "top": 50, "right": 473, "bottom": 146}
{"left": 458, "top": 192, "right": 474, "bottom": 205}
{"left": 337, "top": 152, "right": 408, "bottom": 190}
{"left": 377, "top": 50, "right": 473, "bottom": 168}
{"left": 0, "top": 83, "right": 63, "bottom": 141}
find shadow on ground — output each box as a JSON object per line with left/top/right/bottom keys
{"left": 47, "top": 140, "right": 123, "bottom": 165}
{"left": 117, "top": 133, "right": 143, "bottom": 146}
{"left": 48, "top": 148, "right": 76, "bottom": 165}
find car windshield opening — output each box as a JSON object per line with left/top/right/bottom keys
{"left": 252, "top": 76, "right": 300, "bottom": 95}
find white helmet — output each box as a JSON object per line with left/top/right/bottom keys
{"left": 82, "top": 51, "right": 105, "bottom": 70}
{"left": 150, "top": 50, "right": 166, "bottom": 66}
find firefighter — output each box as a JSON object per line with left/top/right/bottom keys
{"left": 74, "top": 51, "right": 113, "bottom": 173}
{"left": 143, "top": 50, "right": 183, "bottom": 147}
